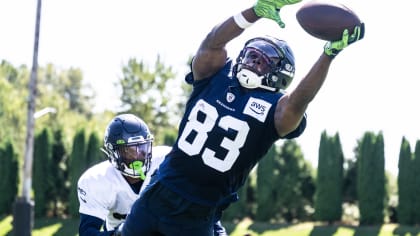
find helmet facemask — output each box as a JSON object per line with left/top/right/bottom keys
{"left": 116, "top": 141, "right": 152, "bottom": 179}
{"left": 234, "top": 37, "right": 295, "bottom": 92}
{"left": 103, "top": 138, "right": 153, "bottom": 180}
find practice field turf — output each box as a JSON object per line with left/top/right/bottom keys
{"left": 1, "top": 215, "right": 420, "bottom": 236}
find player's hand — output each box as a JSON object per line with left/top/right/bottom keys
{"left": 324, "top": 23, "right": 365, "bottom": 58}
{"left": 254, "top": 0, "right": 302, "bottom": 28}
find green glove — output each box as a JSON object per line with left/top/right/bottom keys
{"left": 324, "top": 23, "right": 365, "bottom": 58}
{"left": 254, "top": 0, "right": 302, "bottom": 28}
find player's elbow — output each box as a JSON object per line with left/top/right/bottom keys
{"left": 275, "top": 97, "right": 307, "bottom": 137}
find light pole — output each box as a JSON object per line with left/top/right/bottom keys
{"left": 12, "top": 107, "right": 55, "bottom": 236}
{"left": 13, "top": 0, "right": 42, "bottom": 235}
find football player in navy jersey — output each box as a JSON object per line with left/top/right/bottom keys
{"left": 120, "top": 0, "right": 364, "bottom": 235}
{"left": 78, "top": 114, "right": 231, "bottom": 236}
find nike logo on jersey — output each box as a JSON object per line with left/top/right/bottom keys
{"left": 243, "top": 97, "right": 271, "bottom": 122}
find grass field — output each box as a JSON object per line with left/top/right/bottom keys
{"left": 1, "top": 215, "right": 420, "bottom": 236}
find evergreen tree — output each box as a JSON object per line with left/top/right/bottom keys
{"left": 273, "top": 141, "right": 315, "bottom": 222}
{"left": 357, "top": 132, "right": 385, "bottom": 225}
{"left": 412, "top": 140, "right": 420, "bottom": 223}
{"left": 33, "top": 128, "right": 53, "bottom": 217}
{"left": 397, "top": 137, "right": 414, "bottom": 224}
{"left": 314, "top": 131, "right": 344, "bottom": 223}
{"left": 68, "top": 128, "right": 87, "bottom": 217}
{"left": 255, "top": 145, "right": 277, "bottom": 221}
{"left": 50, "top": 129, "right": 68, "bottom": 217}
{"left": 86, "top": 131, "right": 104, "bottom": 168}
{"left": 0, "top": 140, "right": 19, "bottom": 215}
{"left": 0, "top": 142, "right": 7, "bottom": 215}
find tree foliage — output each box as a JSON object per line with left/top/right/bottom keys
{"left": 343, "top": 157, "right": 357, "bottom": 203}
{"left": 38, "top": 64, "right": 94, "bottom": 116}
{"left": 0, "top": 61, "right": 98, "bottom": 171}
{"left": 0, "top": 139, "right": 19, "bottom": 215}
{"left": 281, "top": 140, "right": 315, "bottom": 222}
{"left": 33, "top": 128, "right": 53, "bottom": 217}
{"left": 0, "top": 60, "right": 29, "bottom": 149}
{"left": 68, "top": 128, "right": 87, "bottom": 217}
{"left": 256, "top": 145, "right": 278, "bottom": 221}
{"left": 412, "top": 140, "right": 420, "bottom": 224}
{"left": 397, "top": 137, "right": 414, "bottom": 224}
{"left": 315, "top": 131, "right": 344, "bottom": 222}
{"left": 50, "top": 129, "right": 69, "bottom": 217}
{"left": 357, "top": 132, "right": 385, "bottom": 225}
{"left": 85, "top": 131, "right": 104, "bottom": 168}
{"left": 118, "top": 57, "right": 186, "bottom": 144}
{"left": 258, "top": 141, "right": 315, "bottom": 223}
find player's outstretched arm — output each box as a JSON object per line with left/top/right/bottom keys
{"left": 274, "top": 24, "right": 365, "bottom": 137}
{"left": 274, "top": 53, "right": 333, "bottom": 138}
{"left": 192, "top": 0, "right": 300, "bottom": 81}
{"left": 192, "top": 7, "right": 258, "bottom": 81}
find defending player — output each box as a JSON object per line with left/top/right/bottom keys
{"left": 77, "top": 114, "right": 230, "bottom": 235}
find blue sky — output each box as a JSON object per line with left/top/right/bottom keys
{"left": 1, "top": 0, "right": 419, "bottom": 175}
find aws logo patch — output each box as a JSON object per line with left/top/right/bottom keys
{"left": 243, "top": 97, "right": 271, "bottom": 122}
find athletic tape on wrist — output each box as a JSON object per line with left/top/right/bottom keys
{"left": 233, "top": 13, "right": 253, "bottom": 29}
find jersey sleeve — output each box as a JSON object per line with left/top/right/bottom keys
{"left": 283, "top": 113, "right": 307, "bottom": 139}
{"left": 77, "top": 171, "right": 114, "bottom": 220}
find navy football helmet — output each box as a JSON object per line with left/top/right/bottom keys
{"left": 233, "top": 36, "right": 295, "bottom": 92}
{"left": 102, "top": 114, "right": 154, "bottom": 179}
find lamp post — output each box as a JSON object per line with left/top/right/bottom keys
{"left": 13, "top": 0, "right": 42, "bottom": 235}
{"left": 12, "top": 107, "right": 55, "bottom": 236}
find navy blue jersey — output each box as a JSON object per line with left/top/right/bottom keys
{"left": 158, "top": 59, "right": 306, "bottom": 206}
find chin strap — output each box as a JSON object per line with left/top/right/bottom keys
{"left": 237, "top": 68, "right": 276, "bottom": 92}
{"left": 100, "top": 147, "right": 112, "bottom": 161}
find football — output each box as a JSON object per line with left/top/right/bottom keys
{"left": 296, "top": 0, "right": 361, "bottom": 41}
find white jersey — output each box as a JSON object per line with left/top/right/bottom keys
{"left": 77, "top": 145, "right": 172, "bottom": 230}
